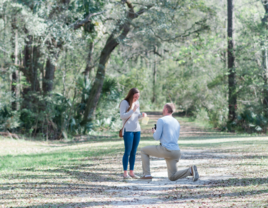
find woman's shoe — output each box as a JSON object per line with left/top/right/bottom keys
{"left": 123, "top": 175, "right": 132, "bottom": 179}
{"left": 129, "top": 174, "right": 140, "bottom": 179}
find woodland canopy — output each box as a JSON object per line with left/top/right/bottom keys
{"left": 0, "top": 0, "right": 268, "bottom": 139}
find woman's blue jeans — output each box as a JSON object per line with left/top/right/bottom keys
{"left": 122, "top": 131, "right": 141, "bottom": 171}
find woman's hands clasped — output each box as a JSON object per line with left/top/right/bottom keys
{"left": 133, "top": 103, "right": 139, "bottom": 112}
{"left": 133, "top": 104, "right": 147, "bottom": 118}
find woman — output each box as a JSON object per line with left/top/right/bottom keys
{"left": 120, "top": 88, "right": 147, "bottom": 179}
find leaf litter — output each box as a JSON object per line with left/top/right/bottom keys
{"left": 1, "top": 115, "right": 268, "bottom": 207}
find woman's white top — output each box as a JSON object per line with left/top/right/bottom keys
{"left": 120, "top": 100, "right": 143, "bottom": 135}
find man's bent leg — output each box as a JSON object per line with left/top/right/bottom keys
{"left": 141, "top": 145, "right": 155, "bottom": 176}
{"left": 166, "top": 157, "right": 191, "bottom": 181}
{"left": 141, "top": 145, "right": 169, "bottom": 176}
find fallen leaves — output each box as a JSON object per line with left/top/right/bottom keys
{"left": 1, "top": 117, "right": 268, "bottom": 207}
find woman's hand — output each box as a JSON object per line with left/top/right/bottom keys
{"left": 142, "top": 112, "right": 147, "bottom": 117}
{"left": 133, "top": 103, "right": 139, "bottom": 112}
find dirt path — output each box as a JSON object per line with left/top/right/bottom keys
{"left": 75, "top": 114, "right": 236, "bottom": 207}
{"left": 2, "top": 114, "right": 262, "bottom": 208}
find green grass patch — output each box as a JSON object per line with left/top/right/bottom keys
{"left": 0, "top": 140, "right": 125, "bottom": 172}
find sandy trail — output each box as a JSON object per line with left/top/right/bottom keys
{"left": 1, "top": 113, "right": 243, "bottom": 208}
{"left": 95, "top": 113, "right": 236, "bottom": 207}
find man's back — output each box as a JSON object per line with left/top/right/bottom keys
{"left": 153, "top": 116, "right": 180, "bottom": 150}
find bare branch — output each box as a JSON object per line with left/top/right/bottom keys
{"left": 103, "top": 18, "right": 115, "bottom": 23}
{"left": 153, "top": 50, "right": 162, "bottom": 57}
{"left": 72, "top": 11, "right": 105, "bottom": 30}
{"left": 136, "top": 5, "right": 154, "bottom": 16}
{"left": 123, "top": 0, "right": 153, "bottom": 18}
{"left": 151, "top": 19, "right": 209, "bottom": 42}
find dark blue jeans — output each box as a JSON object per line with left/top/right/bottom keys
{"left": 122, "top": 131, "right": 141, "bottom": 171}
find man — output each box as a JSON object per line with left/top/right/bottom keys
{"left": 140, "top": 103, "right": 199, "bottom": 181}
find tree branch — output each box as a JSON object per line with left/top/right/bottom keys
{"left": 136, "top": 5, "right": 154, "bottom": 16}
{"left": 72, "top": 11, "right": 105, "bottom": 30}
{"left": 153, "top": 50, "right": 162, "bottom": 57}
{"left": 103, "top": 18, "right": 115, "bottom": 23}
{"left": 151, "top": 19, "right": 210, "bottom": 42}
{"left": 123, "top": 0, "right": 153, "bottom": 18}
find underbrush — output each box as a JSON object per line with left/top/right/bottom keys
{"left": 184, "top": 107, "right": 268, "bottom": 134}
{"left": 0, "top": 76, "right": 122, "bottom": 140}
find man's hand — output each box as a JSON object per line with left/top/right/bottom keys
{"left": 152, "top": 128, "right": 156, "bottom": 134}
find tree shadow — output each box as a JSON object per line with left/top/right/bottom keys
{"left": 1, "top": 132, "right": 268, "bottom": 207}
{"left": 4, "top": 176, "right": 268, "bottom": 208}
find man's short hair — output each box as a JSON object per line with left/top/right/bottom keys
{"left": 165, "top": 103, "right": 175, "bottom": 114}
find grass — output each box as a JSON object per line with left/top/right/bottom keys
{"left": 0, "top": 138, "right": 122, "bottom": 172}
{"left": 1, "top": 115, "right": 268, "bottom": 207}
{"left": 0, "top": 136, "right": 160, "bottom": 175}
{"left": 175, "top": 115, "right": 215, "bottom": 129}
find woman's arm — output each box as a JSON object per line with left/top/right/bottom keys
{"left": 120, "top": 100, "right": 134, "bottom": 119}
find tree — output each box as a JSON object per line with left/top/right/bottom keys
{"left": 261, "top": 0, "right": 268, "bottom": 118}
{"left": 11, "top": 15, "right": 19, "bottom": 111}
{"left": 81, "top": 0, "right": 153, "bottom": 124}
{"left": 227, "top": 0, "right": 236, "bottom": 124}
{"left": 81, "top": 0, "right": 215, "bottom": 124}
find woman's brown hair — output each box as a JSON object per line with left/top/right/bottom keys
{"left": 120, "top": 88, "right": 140, "bottom": 112}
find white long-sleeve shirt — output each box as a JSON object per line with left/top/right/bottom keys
{"left": 120, "top": 100, "right": 142, "bottom": 135}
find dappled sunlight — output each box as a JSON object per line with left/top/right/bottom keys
{"left": 1, "top": 114, "right": 268, "bottom": 207}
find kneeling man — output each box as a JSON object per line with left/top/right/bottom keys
{"left": 140, "top": 103, "right": 199, "bottom": 181}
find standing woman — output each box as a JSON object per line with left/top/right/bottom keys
{"left": 120, "top": 88, "right": 147, "bottom": 179}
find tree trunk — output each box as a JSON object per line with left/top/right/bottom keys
{"left": 21, "top": 33, "right": 41, "bottom": 110}
{"left": 84, "top": 42, "right": 94, "bottom": 78}
{"left": 81, "top": 41, "right": 94, "bottom": 104}
{"left": 43, "top": 58, "right": 56, "bottom": 93}
{"left": 42, "top": 0, "right": 70, "bottom": 95}
{"left": 262, "top": 1, "right": 268, "bottom": 118}
{"left": 11, "top": 71, "right": 18, "bottom": 110}
{"left": 11, "top": 18, "right": 19, "bottom": 110}
{"left": 227, "top": 0, "right": 236, "bottom": 123}
{"left": 152, "top": 48, "right": 157, "bottom": 103}
{"left": 43, "top": 39, "right": 61, "bottom": 94}
{"left": 81, "top": 38, "right": 119, "bottom": 124}
{"left": 22, "top": 35, "right": 41, "bottom": 92}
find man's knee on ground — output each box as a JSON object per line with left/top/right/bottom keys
{"left": 168, "top": 176, "right": 177, "bottom": 181}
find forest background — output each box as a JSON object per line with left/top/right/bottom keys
{"left": 0, "top": 0, "right": 267, "bottom": 140}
